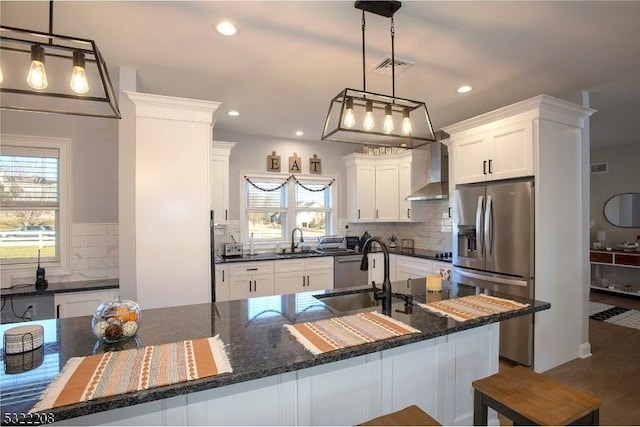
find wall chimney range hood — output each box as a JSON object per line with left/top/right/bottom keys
{"left": 406, "top": 133, "right": 449, "bottom": 201}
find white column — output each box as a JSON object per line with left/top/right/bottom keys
{"left": 119, "top": 91, "right": 221, "bottom": 309}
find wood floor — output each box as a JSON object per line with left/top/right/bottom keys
{"left": 499, "top": 290, "right": 640, "bottom": 426}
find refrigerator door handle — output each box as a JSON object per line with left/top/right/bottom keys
{"left": 456, "top": 268, "right": 528, "bottom": 287}
{"left": 484, "top": 195, "right": 493, "bottom": 259}
{"left": 475, "top": 195, "right": 484, "bottom": 260}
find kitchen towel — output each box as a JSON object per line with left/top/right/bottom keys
{"left": 31, "top": 335, "right": 232, "bottom": 412}
{"left": 284, "top": 311, "right": 420, "bottom": 355}
{"left": 418, "top": 294, "right": 529, "bottom": 322}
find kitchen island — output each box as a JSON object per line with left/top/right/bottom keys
{"left": 0, "top": 279, "right": 549, "bottom": 426}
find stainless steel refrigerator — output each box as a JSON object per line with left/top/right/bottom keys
{"left": 452, "top": 178, "right": 535, "bottom": 366}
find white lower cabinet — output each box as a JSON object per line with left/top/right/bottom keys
{"left": 67, "top": 324, "right": 499, "bottom": 426}
{"left": 368, "top": 253, "right": 396, "bottom": 285}
{"left": 274, "top": 257, "right": 334, "bottom": 295}
{"left": 214, "top": 265, "right": 230, "bottom": 302}
{"left": 228, "top": 262, "right": 275, "bottom": 300}
{"left": 395, "top": 255, "right": 433, "bottom": 290}
{"left": 55, "top": 289, "right": 119, "bottom": 318}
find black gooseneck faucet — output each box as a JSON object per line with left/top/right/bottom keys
{"left": 360, "top": 237, "right": 392, "bottom": 315}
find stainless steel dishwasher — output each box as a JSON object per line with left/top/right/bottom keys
{"left": 334, "top": 254, "right": 369, "bottom": 288}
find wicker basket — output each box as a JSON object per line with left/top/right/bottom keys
{"left": 3, "top": 324, "right": 44, "bottom": 355}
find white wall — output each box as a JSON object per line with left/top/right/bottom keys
{"left": 0, "top": 111, "right": 119, "bottom": 224}
{"left": 590, "top": 142, "right": 640, "bottom": 245}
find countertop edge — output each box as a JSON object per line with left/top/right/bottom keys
{"left": 5, "top": 301, "right": 547, "bottom": 425}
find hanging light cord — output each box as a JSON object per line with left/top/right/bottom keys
{"left": 361, "top": 9, "right": 366, "bottom": 93}
{"left": 391, "top": 15, "right": 395, "bottom": 98}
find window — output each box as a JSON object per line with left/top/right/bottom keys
{"left": 243, "top": 174, "right": 335, "bottom": 243}
{"left": 0, "top": 135, "right": 69, "bottom": 270}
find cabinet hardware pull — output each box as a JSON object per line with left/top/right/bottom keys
{"left": 225, "top": 209, "right": 228, "bottom": 220}
{"left": 376, "top": 209, "right": 379, "bottom": 219}
{"left": 222, "top": 271, "right": 225, "bottom": 281}
{"left": 488, "top": 159, "right": 493, "bottom": 174}
{"left": 253, "top": 280, "right": 257, "bottom": 292}
{"left": 483, "top": 160, "right": 487, "bottom": 174}
{"left": 448, "top": 207, "right": 452, "bottom": 218}
{"left": 358, "top": 209, "right": 360, "bottom": 219}
{"left": 302, "top": 275, "right": 305, "bottom": 286}
{"left": 56, "top": 304, "right": 60, "bottom": 318}
{"left": 307, "top": 275, "right": 310, "bottom": 287}
{"left": 249, "top": 280, "right": 252, "bottom": 292}
{"left": 247, "top": 268, "right": 258, "bottom": 271}
{"left": 407, "top": 208, "right": 411, "bottom": 219}
{"left": 373, "top": 258, "right": 376, "bottom": 268}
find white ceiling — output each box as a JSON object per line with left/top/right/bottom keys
{"left": 2, "top": 1, "right": 640, "bottom": 149}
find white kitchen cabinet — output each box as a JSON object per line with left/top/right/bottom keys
{"left": 211, "top": 141, "right": 236, "bottom": 225}
{"left": 55, "top": 289, "right": 119, "bottom": 318}
{"left": 345, "top": 159, "right": 377, "bottom": 222}
{"left": 368, "top": 253, "right": 396, "bottom": 285}
{"left": 395, "top": 255, "right": 432, "bottom": 290}
{"left": 344, "top": 152, "right": 429, "bottom": 223}
{"left": 274, "top": 257, "right": 334, "bottom": 294}
{"left": 229, "top": 262, "right": 275, "bottom": 300}
{"left": 432, "top": 261, "right": 452, "bottom": 279}
{"left": 451, "top": 120, "right": 533, "bottom": 185}
{"left": 374, "top": 164, "right": 399, "bottom": 221}
{"left": 215, "top": 264, "right": 230, "bottom": 302}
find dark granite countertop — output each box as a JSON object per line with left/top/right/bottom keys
{"left": 0, "top": 279, "right": 119, "bottom": 299}
{"left": 0, "top": 279, "right": 548, "bottom": 425}
{"left": 217, "top": 248, "right": 452, "bottom": 264}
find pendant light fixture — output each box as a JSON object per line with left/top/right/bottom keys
{"left": 322, "top": 1, "right": 436, "bottom": 149}
{"left": 0, "top": 0, "right": 120, "bottom": 118}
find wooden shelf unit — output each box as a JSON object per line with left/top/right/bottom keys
{"left": 590, "top": 249, "right": 640, "bottom": 296}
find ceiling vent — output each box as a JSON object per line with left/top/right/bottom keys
{"left": 371, "top": 56, "right": 414, "bottom": 76}
{"left": 590, "top": 162, "right": 609, "bottom": 174}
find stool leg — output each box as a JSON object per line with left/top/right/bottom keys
{"left": 474, "top": 390, "right": 488, "bottom": 426}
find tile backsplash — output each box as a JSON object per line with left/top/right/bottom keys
{"left": 70, "top": 223, "right": 119, "bottom": 281}
{"left": 341, "top": 200, "right": 453, "bottom": 251}
{"left": 213, "top": 201, "right": 452, "bottom": 254}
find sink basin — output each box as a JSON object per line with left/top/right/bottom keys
{"left": 314, "top": 289, "right": 405, "bottom": 312}
{"left": 276, "top": 250, "right": 318, "bottom": 258}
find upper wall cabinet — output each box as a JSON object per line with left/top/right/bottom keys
{"left": 343, "top": 150, "right": 429, "bottom": 223}
{"left": 450, "top": 120, "right": 533, "bottom": 185}
{"left": 212, "top": 141, "right": 236, "bottom": 225}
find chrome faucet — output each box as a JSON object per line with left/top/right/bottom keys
{"left": 291, "top": 227, "right": 304, "bottom": 253}
{"left": 360, "top": 236, "right": 392, "bottom": 315}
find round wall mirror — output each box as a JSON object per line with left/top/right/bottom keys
{"left": 603, "top": 193, "right": 640, "bottom": 228}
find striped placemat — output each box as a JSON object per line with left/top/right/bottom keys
{"left": 284, "top": 311, "right": 420, "bottom": 355}
{"left": 31, "top": 335, "right": 232, "bottom": 412}
{"left": 418, "top": 294, "right": 529, "bottom": 322}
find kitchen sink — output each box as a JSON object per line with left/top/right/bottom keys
{"left": 314, "top": 289, "right": 406, "bottom": 312}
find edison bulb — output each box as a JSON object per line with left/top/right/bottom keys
{"left": 363, "top": 101, "right": 375, "bottom": 131}
{"left": 70, "top": 51, "right": 89, "bottom": 94}
{"left": 70, "top": 66, "right": 89, "bottom": 94}
{"left": 401, "top": 108, "right": 412, "bottom": 135}
{"left": 383, "top": 104, "right": 394, "bottom": 134}
{"left": 27, "top": 60, "right": 47, "bottom": 90}
{"left": 343, "top": 108, "right": 355, "bottom": 128}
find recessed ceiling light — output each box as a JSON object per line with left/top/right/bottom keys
{"left": 227, "top": 110, "right": 239, "bottom": 117}
{"left": 295, "top": 131, "right": 304, "bottom": 137}
{"left": 457, "top": 85, "right": 472, "bottom": 94}
{"left": 216, "top": 21, "right": 237, "bottom": 36}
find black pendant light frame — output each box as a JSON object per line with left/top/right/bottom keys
{"left": 321, "top": 1, "right": 436, "bottom": 149}
{"left": 0, "top": 1, "right": 120, "bottom": 119}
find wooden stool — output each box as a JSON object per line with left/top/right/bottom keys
{"left": 472, "top": 366, "right": 601, "bottom": 425}
{"left": 359, "top": 405, "right": 441, "bottom": 426}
